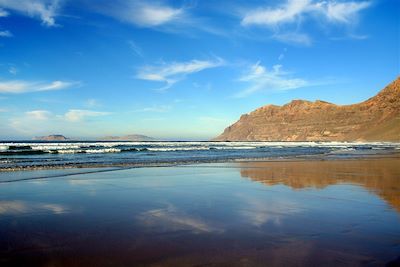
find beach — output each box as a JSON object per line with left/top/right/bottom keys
{"left": 2, "top": 1, "right": 399, "bottom": 266}
{"left": 0, "top": 155, "right": 399, "bottom": 266}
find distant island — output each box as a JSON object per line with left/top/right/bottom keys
{"left": 214, "top": 77, "right": 400, "bottom": 142}
{"left": 32, "top": 134, "right": 155, "bottom": 142}
{"left": 99, "top": 134, "right": 155, "bottom": 141}
{"left": 33, "top": 135, "right": 68, "bottom": 141}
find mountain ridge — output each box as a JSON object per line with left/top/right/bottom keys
{"left": 214, "top": 77, "right": 400, "bottom": 142}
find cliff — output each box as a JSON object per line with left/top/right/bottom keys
{"left": 214, "top": 77, "right": 400, "bottom": 141}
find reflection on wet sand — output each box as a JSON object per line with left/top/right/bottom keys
{"left": 240, "top": 157, "right": 400, "bottom": 212}
{"left": 138, "top": 204, "right": 223, "bottom": 233}
{"left": 0, "top": 200, "right": 69, "bottom": 215}
{"left": 0, "top": 157, "right": 399, "bottom": 266}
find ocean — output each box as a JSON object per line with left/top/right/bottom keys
{"left": 1, "top": 141, "right": 399, "bottom": 170}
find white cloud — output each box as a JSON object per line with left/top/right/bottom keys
{"left": 38, "top": 80, "right": 75, "bottom": 91}
{"left": 0, "top": 80, "right": 79, "bottom": 94}
{"left": 64, "top": 109, "right": 110, "bottom": 122}
{"left": 323, "top": 1, "right": 371, "bottom": 23}
{"left": 136, "top": 58, "right": 224, "bottom": 90}
{"left": 134, "top": 3, "right": 182, "bottom": 27}
{"left": 0, "top": 0, "right": 61, "bottom": 27}
{"left": 26, "top": 110, "right": 52, "bottom": 120}
{"left": 242, "top": 0, "right": 311, "bottom": 27}
{"left": 234, "top": 61, "right": 309, "bottom": 98}
{"left": 9, "top": 108, "right": 111, "bottom": 136}
{"left": 0, "top": 81, "right": 35, "bottom": 93}
{"left": 241, "top": 0, "right": 371, "bottom": 44}
{"left": 79, "top": 1, "right": 226, "bottom": 37}
{"left": 96, "top": 1, "right": 184, "bottom": 28}
{"left": 242, "top": 0, "right": 371, "bottom": 27}
{"left": 0, "top": 30, "right": 12, "bottom": 37}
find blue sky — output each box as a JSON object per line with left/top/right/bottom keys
{"left": 0, "top": 0, "right": 398, "bottom": 140}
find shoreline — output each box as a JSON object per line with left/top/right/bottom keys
{"left": 2, "top": 151, "right": 400, "bottom": 173}
{"left": 2, "top": 141, "right": 399, "bottom": 172}
{"left": 0, "top": 154, "right": 399, "bottom": 266}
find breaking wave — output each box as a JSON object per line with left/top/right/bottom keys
{"left": 1, "top": 141, "right": 399, "bottom": 171}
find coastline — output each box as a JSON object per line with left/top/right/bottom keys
{"left": 1, "top": 150, "right": 400, "bottom": 173}
{"left": 1, "top": 141, "right": 399, "bottom": 172}
{"left": 0, "top": 155, "right": 399, "bottom": 266}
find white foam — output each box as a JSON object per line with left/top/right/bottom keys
{"left": 1, "top": 141, "right": 399, "bottom": 155}
{"left": 56, "top": 149, "right": 83, "bottom": 154}
{"left": 147, "top": 147, "right": 210, "bottom": 152}
{"left": 85, "top": 148, "right": 121, "bottom": 153}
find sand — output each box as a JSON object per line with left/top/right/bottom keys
{"left": 0, "top": 156, "right": 399, "bottom": 266}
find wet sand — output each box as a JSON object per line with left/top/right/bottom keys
{"left": 0, "top": 157, "right": 399, "bottom": 266}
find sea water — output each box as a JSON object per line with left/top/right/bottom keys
{"left": 0, "top": 141, "right": 399, "bottom": 170}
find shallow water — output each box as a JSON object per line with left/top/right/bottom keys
{"left": 1, "top": 141, "right": 399, "bottom": 170}
{"left": 0, "top": 157, "right": 399, "bottom": 266}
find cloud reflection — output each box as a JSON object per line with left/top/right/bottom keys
{"left": 236, "top": 194, "right": 301, "bottom": 227}
{"left": 0, "top": 200, "right": 69, "bottom": 215}
{"left": 138, "top": 204, "right": 222, "bottom": 233}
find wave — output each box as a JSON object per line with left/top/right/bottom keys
{"left": 0, "top": 150, "right": 48, "bottom": 155}
{"left": 0, "top": 141, "right": 399, "bottom": 156}
{"left": 8, "top": 145, "right": 32, "bottom": 150}
{"left": 85, "top": 148, "right": 121, "bottom": 153}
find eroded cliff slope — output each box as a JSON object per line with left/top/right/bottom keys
{"left": 215, "top": 77, "right": 399, "bottom": 141}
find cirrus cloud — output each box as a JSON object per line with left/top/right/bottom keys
{"left": 91, "top": 0, "right": 184, "bottom": 28}
{"left": 234, "top": 61, "right": 310, "bottom": 98}
{"left": 241, "top": 0, "right": 371, "bottom": 44}
{"left": 0, "top": 80, "right": 80, "bottom": 94}
{"left": 0, "top": 0, "right": 61, "bottom": 27}
{"left": 242, "top": 0, "right": 371, "bottom": 27}
{"left": 19, "top": 109, "right": 110, "bottom": 122}
{"left": 64, "top": 109, "right": 111, "bottom": 122}
{"left": 10, "top": 109, "right": 112, "bottom": 136}
{"left": 136, "top": 58, "right": 225, "bottom": 91}
{"left": 25, "top": 110, "right": 52, "bottom": 120}
{"left": 0, "top": 30, "right": 12, "bottom": 37}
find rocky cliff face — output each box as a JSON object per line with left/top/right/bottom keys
{"left": 215, "top": 77, "right": 400, "bottom": 141}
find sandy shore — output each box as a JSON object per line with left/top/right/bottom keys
{"left": 0, "top": 156, "right": 399, "bottom": 266}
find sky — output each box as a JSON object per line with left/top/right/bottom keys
{"left": 0, "top": 0, "right": 398, "bottom": 140}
